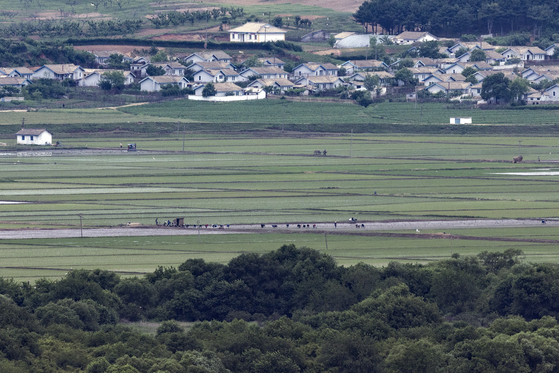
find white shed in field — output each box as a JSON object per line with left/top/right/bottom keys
{"left": 16, "top": 128, "right": 52, "bottom": 145}
{"left": 450, "top": 117, "right": 472, "bottom": 124}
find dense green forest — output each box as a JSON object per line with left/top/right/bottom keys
{"left": 3, "top": 245, "right": 559, "bottom": 372}
{"left": 354, "top": 0, "right": 559, "bottom": 38}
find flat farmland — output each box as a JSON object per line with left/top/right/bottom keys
{"left": 1, "top": 133, "right": 559, "bottom": 281}
{"left": 119, "top": 100, "right": 559, "bottom": 126}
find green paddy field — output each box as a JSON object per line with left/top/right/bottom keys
{"left": 1, "top": 133, "right": 559, "bottom": 281}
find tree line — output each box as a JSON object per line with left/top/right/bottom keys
{"left": 148, "top": 8, "right": 244, "bottom": 28}
{"left": 3, "top": 245, "right": 559, "bottom": 371}
{"left": 0, "top": 19, "right": 142, "bottom": 38}
{"left": 354, "top": 0, "right": 559, "bottom": 38}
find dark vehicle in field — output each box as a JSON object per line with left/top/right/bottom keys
{"left": 127, "top": 144, "right": 137, "bottom": 152}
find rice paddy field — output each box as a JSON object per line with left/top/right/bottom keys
{"left": 2, "top": 133, "right": 559, "bottom": 282}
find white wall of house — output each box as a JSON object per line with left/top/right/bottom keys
{"left": 189, "top": 91, "right": 265, "bottom": 101}
{"left": 445, "top": 65, "right": 464, "bottom": 74}
{"left": 293, "top": 65, "right": 318, "bottom": 77}
{"left": 426, "top": 85, "right": 446, "bottom": 94}
{"left": 543, "top": 86, "right": 559, "bottom": 100}
{"left": 193, "top": 71, "right": 216, "bottom": 83}
{"left": 230, "top": 32, "right": 284, "bottom": 42}
{"left": 80, "top": 73, "right": 101, "bottom": 87}
{"left": 17, "top": 131, "right": 52, "bottom": 145}
{"left": 450, "top": 117, "right": 472, "bottom": 124}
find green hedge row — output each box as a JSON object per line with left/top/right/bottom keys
{"left": 65, "top": 38, "right": 302, "bottom": 51}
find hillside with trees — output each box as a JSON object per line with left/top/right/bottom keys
{"left": 354, "top": 0, "right": 559, "bottom": 37}
{"left": 3, "top": 245, "right": 559, "bottom": 372}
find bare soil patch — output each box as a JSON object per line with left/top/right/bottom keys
{"left": 313, "top": 48, "right": 342, "bottom": 56}
{"left": 150, "top": 33, "right": 205, "bottom": 41}
{"left": 197, "top": 0, "right": 360, "bottom": 12}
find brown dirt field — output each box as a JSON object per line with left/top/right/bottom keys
{"left": 313, "top": 48, "right": 343, "bottom": 56}
{"left": 201, "top": 0, "right": 361, "bottom": 12}
{"left": 145, "top": 7, "right": 218, "bottom": 16}
{"left": 151, "top": 33, "right": 204, "bottom": 41}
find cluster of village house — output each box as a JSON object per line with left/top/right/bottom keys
{"left": 1, "top": 24, "right": 559, "bottom": 103}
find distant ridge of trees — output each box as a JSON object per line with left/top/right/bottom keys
{"left": 354, "top": 0, "right": 559, "bottom": 38}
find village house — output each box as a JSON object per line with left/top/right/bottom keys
{"left": 3, "top": 67, "right": 34, "bottom": 79}
{"left": 239, "top": 66, "right": 289, "bottom": 80}
{"left": 532, "top": 73, "right": 559, "bottom": 84}
{"left": 292, "top": 63, "right": 339, "bottom": 78}
{"left": 0, "top": 77, "right": 32, "bottom": 89}
{"left": 411, "top": 67, "right": 439, "bottom": 83}
{"left": 470, "top": 82, "right": 483, "bottom": 97}
{"left": 527, "top": 85, "right": 559, "bottom": 104}
{"left": 347, "top": 71, "right": 394, "bottom": 89}
{"left": 130, "top": 63, "right": 149, "bottom": 78}
{"left": 32, "top": 64, "right": 85, "bottom": 81}
{"left": 246, "top": 78, "right": 295, "bottom": 93}
{"left": 228, "top": 22, "right": 286, "bottom": 43}
{"left": 257, "top": 57, "right": 286, "bottom": 69}
{"left": 340, "top": 60, "right": 388, "bottom": 75}
{"left": 422, "top": 74, "right": 445, "bottom": 86}
{"left": 446, "top": 42, "right": 482, "bottom": 55}
{"left": 193, "top": 82, "right": 245, "bottom": 96}
{"left": 151, "top": 62, "right": 186, "bottom": 76}
{"left": 425, "top": 81, "right": 471, "bottom": 95}
{"left": 393, "top": 31, "right": 438, "bottom": 45}
{"left": 189, "top": 61, "right": 235, "bottom": 73}
{"left": 444, "top": 73, "right": 467, "bottom": 82}
{"left": 442, "top": 63, "right": 465, "bottom": 75}
{"left": 522, "top": 66, "right": 559, "bottom": 80}
{"left": 294, "top": 75, "right": 344, "bottom": 91}
{"left": 79, "top": 70, "right": 134, "bottom": 87}
{"left": 179, "top": 51, "right": 232, "bottom": 64}
{"left": 16, "top": 128, "right": 52, "bottom": 145}
{"left": 139, "top": 75, "right": 189, "bottom": 92}
{"left": 463, "top": 61, "right": 492, "bottom": 70}
{"left": 483, "top": 49, "right": 506, "bottom": 65}
{"left": 411, "top": 58, "right": 439, "bottom": 68}
{"left": 501, "top": 47, "right": 546, "bottom": 61}
{"left": 545, "top": 44, "right": 558, "bottom": 57}
{"left": 193, "top": 69, "right": 246, "bottom": 83}
{"left": 90, "top": 50, "right": 128, "bottom": 65}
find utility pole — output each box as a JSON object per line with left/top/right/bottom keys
{"left": 282, "top": 103, "right": 285, "bottom": 134}
{"left": 78, "top": 214, "right": 83, "bottom": 238}
{"left": 197, "top": 219, "right": 201, "bottom": 243}
{"left": 350, "top": 128, "right": 353, "bottom": 157}
{"left": 182, "top": 124, "right": 186, "bottom": 152}
{"left": 324, "top": 232, "right": 328, "bottom": 250}
{"left": 518, "top": 140, "right": 522, "bottom": 155}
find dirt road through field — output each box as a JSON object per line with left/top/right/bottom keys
{"left": 0, "top": 219, "right": 554, "bottom": 240}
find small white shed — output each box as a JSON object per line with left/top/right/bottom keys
{"left": 450, "top": 117, "right": 472, "bottom": 124}
{"left": 16, "top": 128, "right": 52, "bottom": 145}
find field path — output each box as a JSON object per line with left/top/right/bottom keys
{"left": 0, "top": 219, "right": 554, "bottom": 240}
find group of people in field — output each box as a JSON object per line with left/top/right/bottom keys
{"left": 156, "top": 219, "right": 229, "bottom": 229}
{"left": 155, "top": 219, "right": 366, "bottom": 229}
